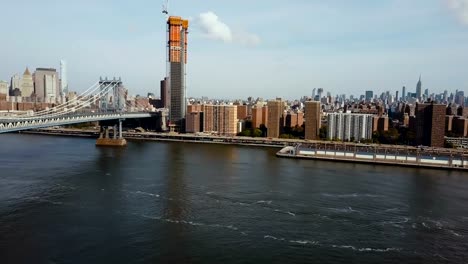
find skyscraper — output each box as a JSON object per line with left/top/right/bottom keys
{"left": 402, "top": 86, "right": 406, "bottom": 101}
{"left": 167, "top": 16, "right": 189, "bottom": 129}
{"left": 365, "top": 91, "right": 373, "bottom": 102}
{"left": 60, "top": 60, "right": 68, "bottom": 97}
{"left": 416, "top": 75, "right": 422, "bottom": 100}
{"left": 304, "top": 101, "right": 321, "bottom": 140}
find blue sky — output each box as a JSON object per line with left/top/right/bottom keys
{"left": 1, "top": 0, "right": 467, "bottom": 99}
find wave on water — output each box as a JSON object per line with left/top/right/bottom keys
{"left": 256, "top": 200, "right": 272, "bottom": 205}
{"left": 381, "top": 217, "right": 409, "bottom": 227}
{"left": 289, "top": 240, "right": 318, "bottom": 245}
{"left": 273, "top": 209, "right": 296, "bottom": 216}
{"left": 264, "top": 235, "right": 285, "bottom": 241}
{"left": 25, "top": 196, "right": 63, "bottom": 205}
{"left": 328, "top": 206, "right": 361, "bottom": 214}
{"left": 384, "top": 208, "right": 401, "bottom": 212}
{"left": 139, "top": 214, "right": 240, "bottom": 231}
{"left": 134, "top": 191, "right": 160, "bottom": 198}
{"left": 264, "top": 235, "right": 399, "bottom": 252}
{"left": 448, "top": 230, "right": 463, "bottom": 237}
{"left": 331, "top": 245, "right": 401, "bottom": 252}
{"left": 321, "top": 193, "right": 383, "bottom": 198}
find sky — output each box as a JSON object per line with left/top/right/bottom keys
{"left": 1, "top": 0, "right": 468, "bottom": 100}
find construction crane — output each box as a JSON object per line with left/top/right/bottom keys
{"left": 162, "top": 0, "right": 169, "bottom": 15}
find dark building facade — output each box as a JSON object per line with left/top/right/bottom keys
{"left": 160, "top": 77, "right": 169, "bottom": 109}
{"left": 304, "top": 101, "right": 321, "bottom": 140}
{"left": 414, "top": 102, "right": 445, "bottom": 147}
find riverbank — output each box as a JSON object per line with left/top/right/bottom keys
{"left": 17, "top": 128, "right": 468, "bottom": 170}
{"left": 19, "top": 129, "right": 287, "bottom": 148}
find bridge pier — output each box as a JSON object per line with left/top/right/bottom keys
{"left": 96, "top": 120, "right": 127, "bottom": 147}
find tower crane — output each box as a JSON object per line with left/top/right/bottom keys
{"left": 162, "top": 0, "right": 169, "bottom": 15}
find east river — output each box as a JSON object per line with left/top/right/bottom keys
{"left": 1, "top": 134, "right": 467, "bottom": 263}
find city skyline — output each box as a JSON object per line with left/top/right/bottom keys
{"left": 1, "top": 1, "right": 467, "bottom": 99}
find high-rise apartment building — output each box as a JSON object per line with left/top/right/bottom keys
{"left": 217, "top": 105, "right": 238, "bottom": 136}
{"left": 327, "top": 113, "right": 373, "bottom": 141}
{"left": 237, "top": 105, "right": 248, "bottom": 120}
{"left": 167, "top": 16, "right": 189, "bottom": 128}
{"left": 203, "top": 105, "right": 214, "bottom": 132}
{"left": 267, "top": 99, "right": 283, "bottom": 138}
{"left": 198, "top": 104, "right": 237, "bottom": 136}
{"left": 251, "top": 106, "right": 263, "bottom": 129}
{"left": 261, "top": 106, "right": 268, "bottom": 127}
{"left": 414, "top": 102, "right": 445, "bottom": 147}
{"left": 186, "top": 111, "right": 203, "bottom": 133}
{"left": 304, "top": 101, "right": 321, "bottom": 140}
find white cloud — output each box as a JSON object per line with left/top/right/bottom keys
{"left": 195, "top": 11, "right": 260, "bottom": 46}
{"left": 445, "top": 0, "right": 468, "bottom": 25}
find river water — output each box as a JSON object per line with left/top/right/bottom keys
{"left": 1, "top": 134, "right": 467, "bottom": 263}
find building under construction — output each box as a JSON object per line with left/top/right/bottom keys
{"left": 167, "top": 16, "right": 189, "bottom": 131}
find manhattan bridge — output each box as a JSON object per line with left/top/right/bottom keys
{"left": 0, "top": 78, "right": 166, "bottom": 135}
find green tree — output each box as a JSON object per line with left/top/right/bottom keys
{"left": 319, "top": 125, "right": 328, "bottom": 139}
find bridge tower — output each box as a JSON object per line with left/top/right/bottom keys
{"left": 99, "top": 77, "right": 126, "bottom": 112}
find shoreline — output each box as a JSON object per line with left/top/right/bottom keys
{"left": 17, "top": 129, "right": 286, "bottom": 148}
{"left": 10, "top": 129, "right": 468, "bottom": 171}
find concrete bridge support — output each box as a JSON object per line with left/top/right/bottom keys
{"left": 96, "top": 119, "right": 127, "bottom": 147}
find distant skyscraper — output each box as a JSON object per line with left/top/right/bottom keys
{"left": 34, "top": 68, "right": 60, "bottom": 103}
{"left": 0, "top": 80, "right": 8, "bottom": 100}
{"left": 365, "top": 91, "right": 373, "bottom": 102}
{"left": 304, "top": 101, "right": 321, "bottom": 140}
{"left": 416, "top": 75, "right": 422, "bottom": 100}
{"left": 20, "top": 67, "right": 34, "bottom": 98}
{"left": 10, "top": 74, "right": 21, "bottom": 94}
{"left": 267, "top": 99, "right": 283, "bottom": 138}
{"left": 455, "top": 91, "right": 465, "bottom": 107}
{"left": 402, "top": 86, "right": 406, "bottom": 101}
{"left": 316, "top": 88, "right": 323, "bottom": 101}
{"left": 396, "top": 91, "right": 399, "bottom": 102}
{"left": 60, "top": 60, "right": 68, "bottom": 97}
{"left": 167, "top": 16, "right": 189, "bottom": 129}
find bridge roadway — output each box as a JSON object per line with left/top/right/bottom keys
{"left": 0, "top": 112, "right": 153, "bottom": 134}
